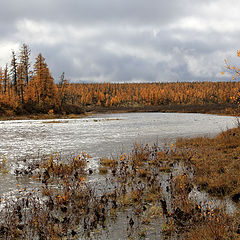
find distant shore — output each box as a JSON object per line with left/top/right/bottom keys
{"left": 0, "top": 103, "right": 239, "bottom": 121}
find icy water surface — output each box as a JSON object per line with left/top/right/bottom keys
{"left": 0, "top": 112, "right": 238, "bottom": 194}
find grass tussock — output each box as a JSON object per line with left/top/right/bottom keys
{"left": 100, "top": 157, "right": 118, "bottom": 167}
{"left": 98, "top": 166, "right": 108, "bottom": 174}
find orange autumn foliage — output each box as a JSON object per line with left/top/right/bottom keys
{"left": 0, "top": 45, "right": 240, "bottom": 116}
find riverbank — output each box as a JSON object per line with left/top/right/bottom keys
{"left": 0, "top": 103, "right": 239, "bottom": 121}
{"left": 174, "top": 124, "right": 240, "bottom": 239}
{"left": 176, "top": 124, "right": 240, "bottom": 200}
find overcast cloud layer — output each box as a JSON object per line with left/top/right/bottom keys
{"left": 0, "top": 0, "right": 240, "bottom": 82}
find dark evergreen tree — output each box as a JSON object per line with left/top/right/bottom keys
{"left": 10, "top": 51, "right": 18, "bottom": 94}
{"left": 19, "top": 44, "right": 31, "bottom": 85}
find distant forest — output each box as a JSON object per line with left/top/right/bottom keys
{"left": 0, "top": 44, "right": 240, "bottom": 116}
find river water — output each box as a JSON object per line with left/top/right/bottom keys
{"left": 0, "top": 112, "right": 238, "bottom": 192}
{"left": 0, "top": 112, "right": 238, "bottom": 194}
{"left": 0, "top": 112, "right": 238, "bottom": 162}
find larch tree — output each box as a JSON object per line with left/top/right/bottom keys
{"left": 58, "top": 72, "right": 70, "bottom": 108}
{"left": 11, "top": 51, "right": 18, "bottom": 95}
{"left": 3, "top": 65, "right": 9, "bottom": 94}
{"left": 19, "top": 44, "right": 31, "bottom": 85}
{"left": 0, "top": 68, "right": 3, "bottom": 94}
{"left": 17, "top": 63, "right": 25, "bottom": 104}
{"left": 32, "top": 53, "right": 57, "bottom": 109}
{"left": 222, "top": 50, "right": 240, "bottom": 106}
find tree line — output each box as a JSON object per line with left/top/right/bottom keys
{"left": 0, "top": 44, "right": 60, "bottom": 115}
{"left": 0, "top": 44, "right": 240, "bottom": 116}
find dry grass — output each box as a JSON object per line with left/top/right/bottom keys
{"left": 98, "top": 166, "right": 108, "bottom": 174}
{"left": 185, "top": 209, "right": 238, "bottom": 240}
{"left": 100, "top": 157, "right": 118, "bottom": 167}
{"left": 176, "top": 126, "right": 240, "bottom": 199}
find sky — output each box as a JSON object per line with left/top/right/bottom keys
{"left": 0, "top": 0, "right": 240, "bottom": 83}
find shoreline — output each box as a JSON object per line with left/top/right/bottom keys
{"left": 0, "top": 103, "right": 239, "bottom": 121}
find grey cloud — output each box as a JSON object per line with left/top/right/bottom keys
{"left": 1, "top": 0, "right": 196, "bottom": 26}
{"left": 0, "top": 0, "right": 238, "bottom": 82}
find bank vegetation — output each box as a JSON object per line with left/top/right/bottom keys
{"left": 1, "top": 44, "right": 240, "bottom": 118}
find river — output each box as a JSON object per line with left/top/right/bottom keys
{"left": 0, "top": 112, "right": 238, "bottom": 239}
{"left": 0, "top": 112, "right": 237, "bottom": 161}
{"left": 0, "top": 112, "right": 237, "bottom": 194}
